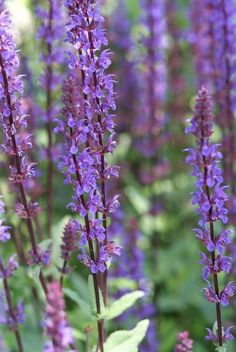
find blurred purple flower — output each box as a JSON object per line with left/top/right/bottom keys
{"left": 134, "top": 0, "right": 167, "bottom": 157}
{"left": 0, "top": 256, "right": 18, "bottom": 279}
{"left": 44, "top": 282, "right": 74, "bottom": 352}
{"left": 0, "top": 9, "right": 42, "bottom": 261}
{"left": 61, "top": 219, "right": 79, "bottom": 261}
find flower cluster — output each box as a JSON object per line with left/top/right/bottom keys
{"left": 185, "top": 87, "right": 235, "bottom": 344}
{"left": 175, "top": 331, "right": 193, "bottom": 352}
{"left": 135, "top": 0, "right": 167, "bottom": 156}
{"left": 0, "top": 256, "right": 18, "bottom": 278}
{"left": 0, "top": 10, "right": 40, "bottom": 220}
{"left": 191, "top": 1, "right": 236, "bottom": 219}
{"left": 0, "top": 292, "right": 25, "bottom": 331}
{"left": 44, "top": 282, "right": 74, "bottom": 352}
{"left": 0, "top": 8, "right": 52, "bottom": 268}
{"left": 55, "top": 0, "right": 120, "bottom": 274}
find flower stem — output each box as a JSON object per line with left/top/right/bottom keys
{"left": 0, "top": 54, "right": 48, "bottom": 298}
{"left": 203, "top": 159, "right": 223, "bottom": 346}
{"left": 70, "top": 139, "right": 104, "bottom": 351}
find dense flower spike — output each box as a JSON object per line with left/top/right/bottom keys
{"left": 175, "top": 331, "right": 193, "bottom": 352}
{"left": 37, "top": 0, "right": 64, "bottom": 236}
{"left": 44, "top": 282, "right": 74, "bottom": 352}
{"left": 56, "top": 2, "right": 121, "bottom": 349}
{"left": 191, "top": 0, "right": 236, "bottom": 218}
{"left": 135, "top": 0, "right": 167, "bottom": 156}
{"left": 58, "top": 0, "right": 120, "bottom": 277}
{"left": 185, "top": 87, "right": 235, "bottom": 346}
{"left": 60, "top": 219, "right": 79, "bottom": 261}
{"left": 0, "top": 9, "right": 42, "bottom": 253}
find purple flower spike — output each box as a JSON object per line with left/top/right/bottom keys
{"left": 0, "top": 8, "right": 43, "bottom": 262}
{"left": 56, "top": 0, "right": 120, "bottom": 277}
{"left": 186, "top": 87, "right": 235, "bottom": 346}
{"left": 44, "top": 282, "right": 74, "bottom": 352}
{"left": 134, "top": 0, "right": 167, "bottom": 157}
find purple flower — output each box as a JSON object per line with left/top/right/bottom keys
{"left": 0, "top": 220, "right": 11, "bottom": 243}
{"left": 27, "top": 246, "right": 51, "bottom": 267}
{"left": 44, "top": 282, "right": 74, "bottom": 352}
{"left": 0, "top": 9, "right": 42, "bottom": 260}
{"left": 55, "top": 0, "right": 120, "bottom": 274}
{"left": 0, "top": 256, "right": 18, "bottom": 279}
{"left": 185, "top": 87, "right": 234, "bottom": 345}
{"left": 206, "top": 326, "right": 234, "bottom": 344}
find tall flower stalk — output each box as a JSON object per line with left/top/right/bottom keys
{"left": 0, "top": 9, "right": 49, "bottom": 294}
{"left": 191, "top": 0, "right": 236, "bottom": 217}
{"left": 185, "top": 87, "right": 235, "bottom": 348}
{"left": 56, "top": 1, "right": 120, "bottom": 350}
{"left": 44, "top": 282, "right": 75, "bottom": 352}
{"left": 37, "top": 0, "right": 64, "bottom": 236}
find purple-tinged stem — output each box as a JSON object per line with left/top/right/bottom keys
{"left": 0, "top": 54, "right": 48, "bottom": 296}
{"left": 70, "top": 135, "right": 104, "bottom": 351}
{"left": 86, "top": 24, "right": 108, "bottom": 306}
{"left": 203, "top": 163, "right": 223, "bottom": 346}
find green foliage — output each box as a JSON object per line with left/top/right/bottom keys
{"left": 88, "top": 275, "right": 105, "bottom": 318}
{"left": 104, "top": 320, "right": 149, "bottom": 352}
{"left": 101, "top": 291, "right": 145, "bottom": 320}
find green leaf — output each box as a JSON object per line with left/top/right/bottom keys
{"left": 125, "top": 185, "right": 149, "bottom": 214}
{"left": 104, "top": 319, "right": 150, "bottom": 352}
{"left": 88, "top": 275, "right": 105, "bottom": 318}
{"left": 102, "top": 290, "right": 145, "bottom": 320}
{"left": 216, "top": 347, "right": 228, "bottom": 352}
{"left": 63, "top": 287, "right": 92, "bottom": 319}
{"left": 38, "top": 239, "right": 52, "bottom": 251}
{"left": 51, "top": 216, "right": 70, "bottom": 265}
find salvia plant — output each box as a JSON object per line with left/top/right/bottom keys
{"left": 0, "top": 1, "right": 236, "bottom": 352}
